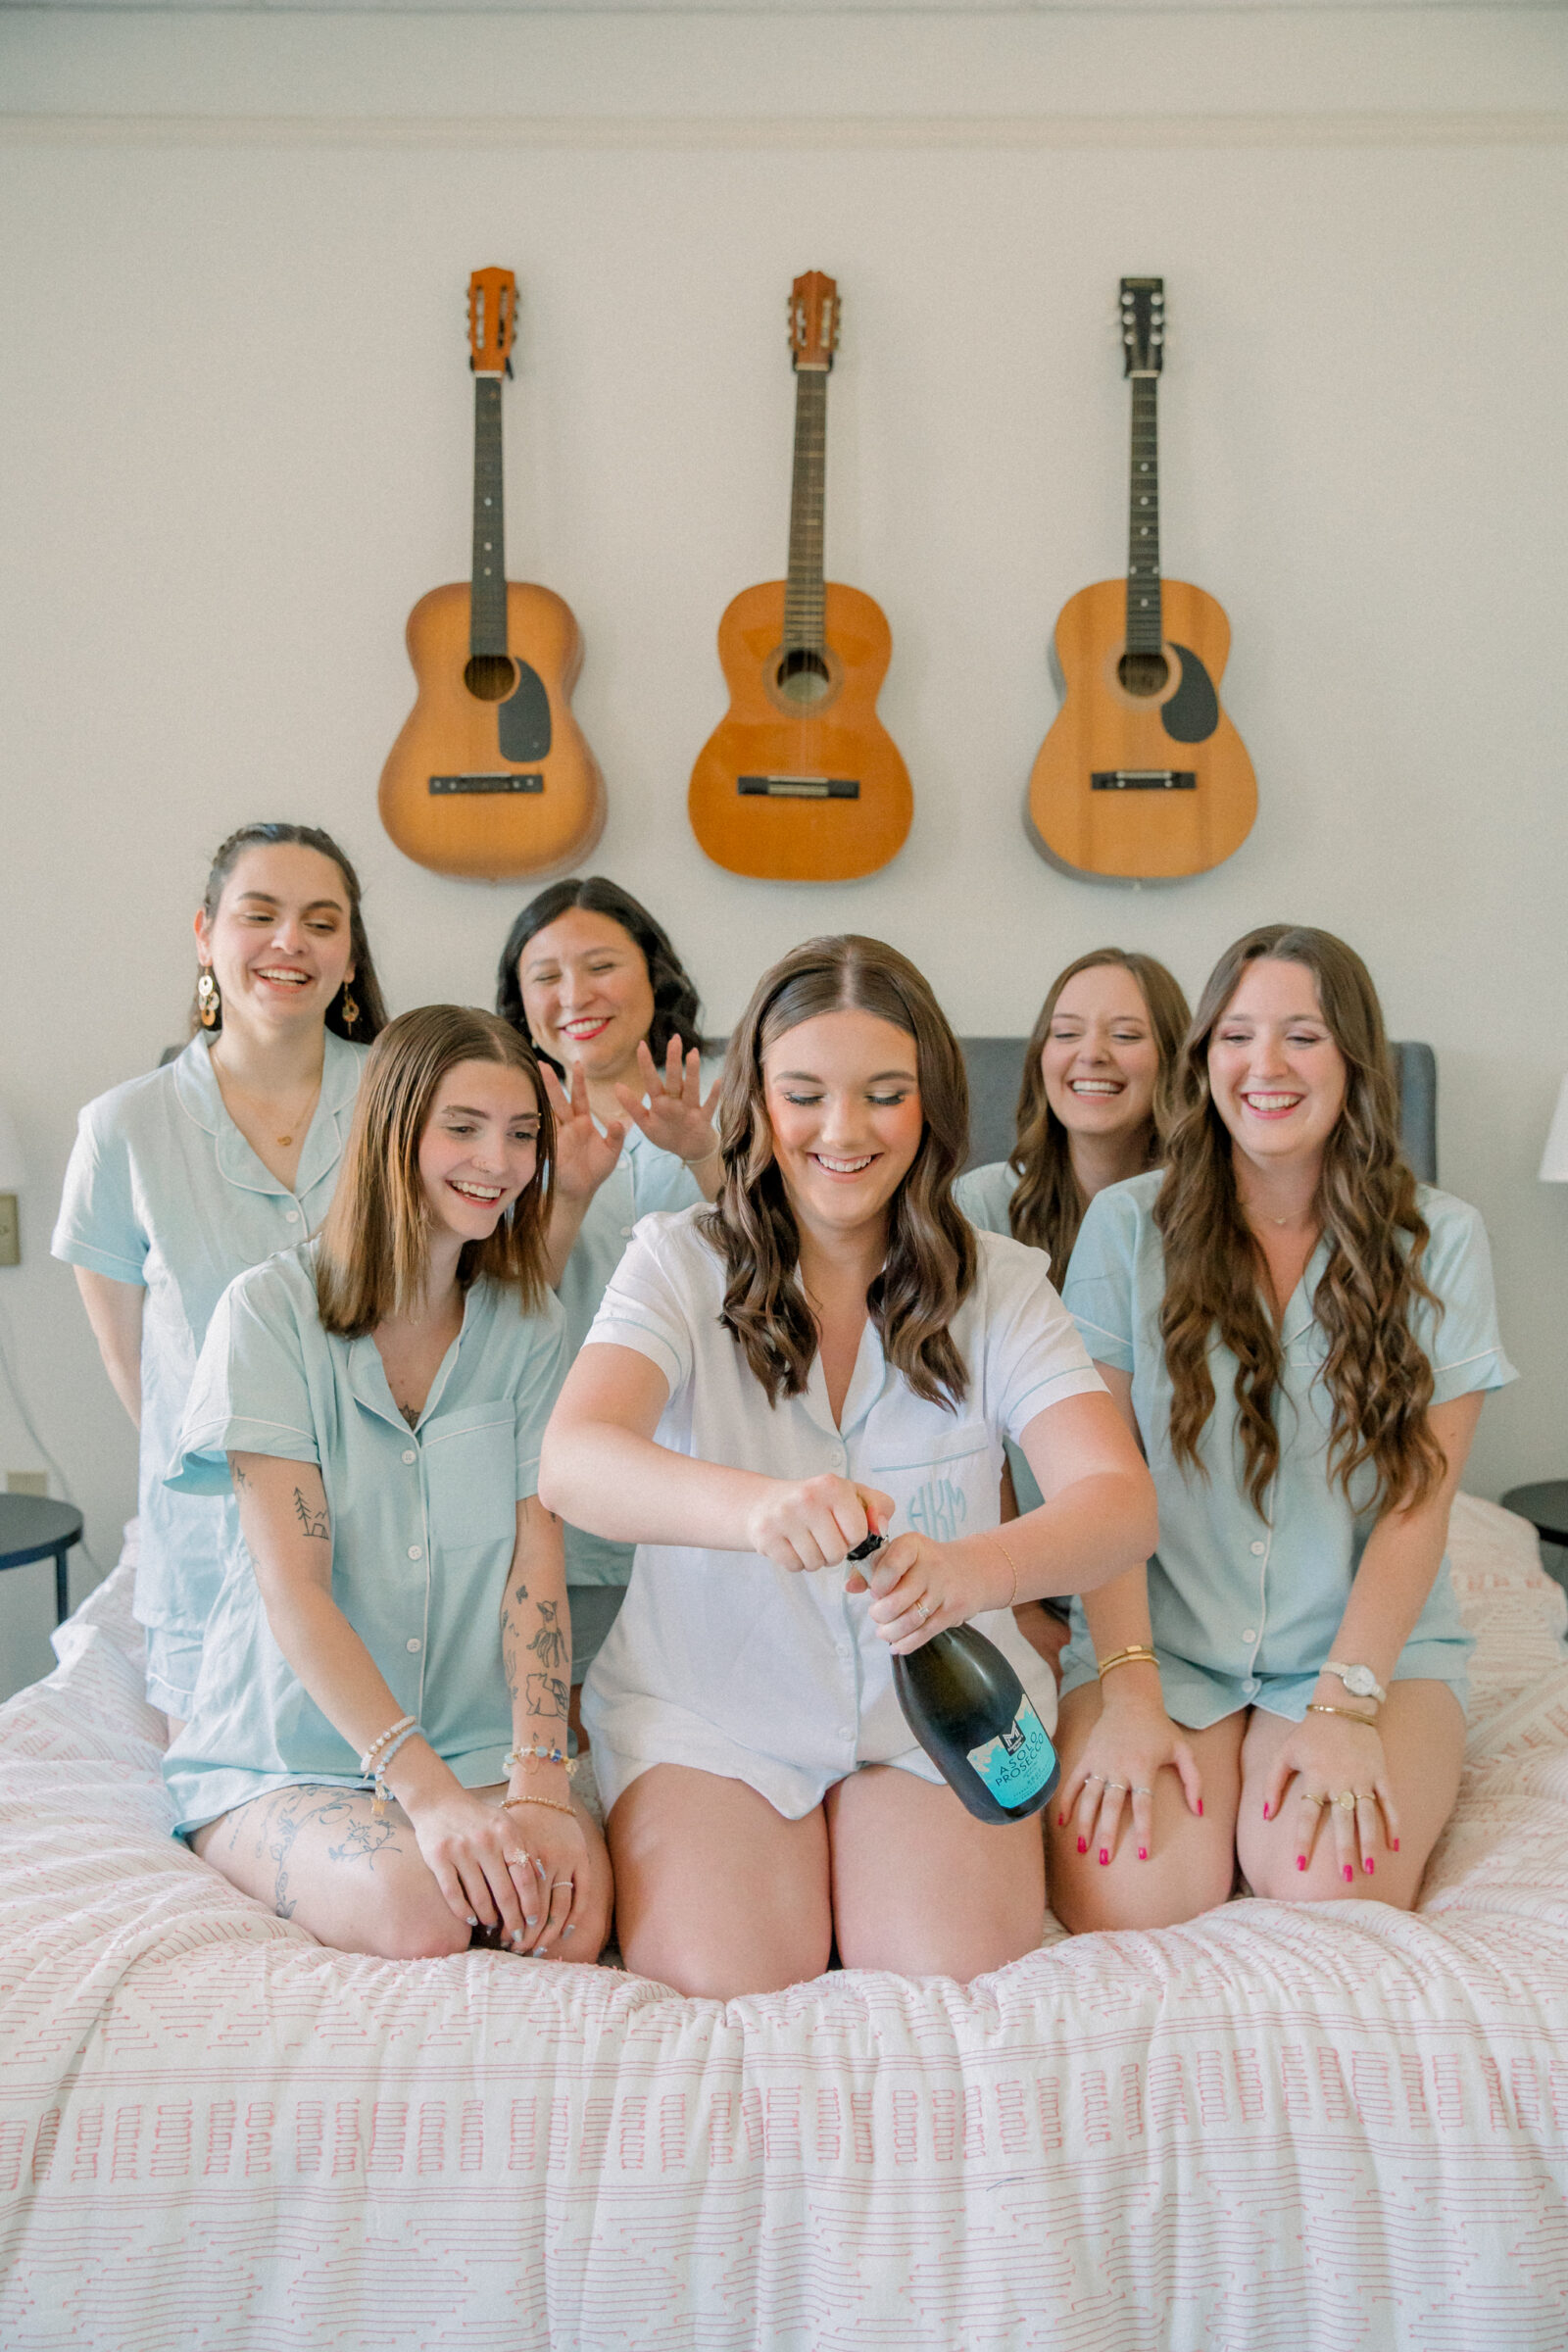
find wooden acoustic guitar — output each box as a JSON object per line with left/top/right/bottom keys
{"left": 1027, "top": 278, "right": 1256, "bottom": 882}
{"left": 378, "top": 268, "right": 606, "bottom": 882}
{"left": 688, "top": 272, "right": 912, "bottom": 882}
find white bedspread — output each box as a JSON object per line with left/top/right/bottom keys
{"left": 1, "top": 1494, "right": 1566, "bottom": 2350}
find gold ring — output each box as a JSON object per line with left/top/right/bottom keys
{"left": 1105, "top": 1783, "right": 1128, "bottom": 1794}
{"left": 915, "top": 1599, "right": 933, "bottom": 1623}
{"left": 1132, "top": 1786, "right": 1152, "bottom": 1796}
{"left": 505, "top": 1853, "right": 530, "bottom": 1869}
{"left": 1353, "top": 1791, "right": 1375, "bottom": 1803}
{"left": 1083, "top": 1772, "right": 1104, "bottom": 1786}
{"left": 1336, "top": 1792, "right": 1356, "bottom": 1811}
{"left": 1298, "top": 1792, "right": 1325, "bottom": 1807}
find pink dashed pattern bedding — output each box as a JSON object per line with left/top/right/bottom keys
{"left": 1, "top": 1494, "right": 1565, "bottom": 2350}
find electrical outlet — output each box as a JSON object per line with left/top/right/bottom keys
{"left": 0, "top": 1195, "right": 17, "bottom": 1267}
{"left": 6, "top": 1471, "right": 47, "bottom": 1496}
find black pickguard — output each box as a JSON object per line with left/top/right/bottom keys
{"left": 498, "top": 662, "right": 553, "bottom": 762}
{"left": 1160, "top": 645, "right": 1220, "bottom": 746}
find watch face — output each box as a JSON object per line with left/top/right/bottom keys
{"left": 1343, "top": 1666, "right": 1377, "bottom": 1696}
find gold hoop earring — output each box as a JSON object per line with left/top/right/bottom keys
{"left": 197, "top": 969, "right": 220, "bottom": 1029}
{"left": 340, "top": 985, "right": 360, "bottom": 1030}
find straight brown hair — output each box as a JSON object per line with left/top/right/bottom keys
{"left": 701, "top": 936, "right": 977, "bottom": 1409}
{"left": 1156, "top": 925, "right": 1444, "bottom": 1518}
{"left": 316, "top": 1005, "right": 554, "bottom": 1339}
{"left": 1009, "top": 949, "right": 1190, "bottom": 1270}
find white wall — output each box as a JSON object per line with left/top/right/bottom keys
{"left": 1, "top": 7, "right": 1565, "bottom": 1695}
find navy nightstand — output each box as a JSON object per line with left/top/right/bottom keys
{"left": 1500, "top": 1483, "right": 1568, "bottom": 1597}
{"left": 0, "top": 1495, "right": 83, "bottom": 1627}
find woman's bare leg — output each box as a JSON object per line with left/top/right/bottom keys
{"left": 194, "top": 1781, "right": 612, "bottom": 1962}
{"left": 1046, "top": 1683, "right": 1246, "bottom": 1932}
{"left": 608, "top": 1764, "right": 831, "bottom": 1998}
{"left": 1237, "top": 1681, "right": 1464, "bottom": 1907}
{"left": 828, "top": 1764, "right": 1046, "bottom": 1980}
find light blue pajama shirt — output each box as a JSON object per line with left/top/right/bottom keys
{"left": 956, "top": 1160, "right": 1048, "bottom": 1519}
{"left": 161, "top": 1243, "right": 566, "bottom": 1838}
{"left": 1058, "top": 1172, "right": 1517, "bottom": 1726}
{"left": 51, "top": 1031, "right": 367, "bottom": 1714}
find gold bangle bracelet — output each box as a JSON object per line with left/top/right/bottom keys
{"left": 502, "top": 1793, "right": 575, "bottom": 1818}
{"left": 1306, "top": 1702, "right": 1378, "bottom": 1725}
{"left": 1098, "top": 1646, "right": 1159, "bottom": 1679}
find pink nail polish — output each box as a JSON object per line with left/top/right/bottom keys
{"left": 1392, "top": 1838, "right": 1400, "bottom": 1852}
{"left": 1056, "top": 1814, "right": 1066, "bottom": 1829}
{"left": 1077, "top": 1837, "right": 1087, "bottom": 1855}
{"left": 1197, "top": 1799, "right": 1204, "bottom": 1818}
{"left": 1343, "top": 1865, "right": 1353, "bottom": 1883}
{"left": 1098, "top": 1848, "right": 1109, "bottom": 1866}
{"left": 1138, "top": 1846, "right": 1148, "bottom": 1861}
{"left": 1297, "top": 1855, "right": 1306, "bottom": 1871}
{"left": 1364, "top": 1857, "right": 1375, "bottom": 1875}
{"left": 1261, "top": 1801, "right": 1270, "bottom": 1821}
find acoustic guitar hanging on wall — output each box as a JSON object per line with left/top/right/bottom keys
{"left": 688, "top": 271, "right": 912, "bottom": 882}
{"left": 1027, "top": 277, "right": 1256, "bottom": 882}
{"left": 378, "top": 268, "right": 606, "bottom": 882}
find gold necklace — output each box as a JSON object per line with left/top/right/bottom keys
{"left": 213, "top": 1052, "right": 322, "bottom": 1150}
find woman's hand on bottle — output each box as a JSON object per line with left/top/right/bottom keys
{"left": 744, "top": 1477, "right": 894, "bottom": 1575}
{"left": 613, "top": 1038, "right": 721, "bottom": 1172}
{"left": 1261, "top": 1710, "right": 1396, "bottom": 1883}
{"left": 1056, "top": 1682, "right": 1202, "bottom": 1864}
{"left": 858, "top": 1532, "right": 1002, "bottom": 1653}
{"left": 539, "top": 1059, "right": 626, "bottom": 1203}
{"left": 494, "top": 1774, "right": 593, "bottom": 1955}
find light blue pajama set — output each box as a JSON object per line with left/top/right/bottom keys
{"left": 956, "top": 1159, "right": 1049, "bottom": 1520}
{"left": 161, "top": 1243, "right": 565, "bottom": 1838}
{"left": 554, "top": 1062, "right": 721, "bottom": 1681}
{"left": 1057, "top": 1172, "right": 1517, "bottom": 1725}
{"left": 51, "top": 1031, "right": 367, "bottom": 1715}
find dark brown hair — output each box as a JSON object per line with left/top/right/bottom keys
{"left": 1156, "top": 925, "right": 1444, "bottom": 1518}
{"left": 495, "top": 875, "right": 708, "bottom": 1075}
{"left": 191, "top": 822, "right": 388, "bottom": 1042}
{"left": 316, "top": 1006, "right": 553, "bottom": 1339}
{"left": 1009, "top": 949, "right": 1190, "bottom": 1270}
{"left": 700, "top": 936, "right": 976, "bottom": 1409}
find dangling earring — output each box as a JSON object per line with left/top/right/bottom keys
{"left": 197, "top": 969, "right": 220, "bottom": 1029}
{"left": 340, "top": 984, "right": 360, "bottom": 1031}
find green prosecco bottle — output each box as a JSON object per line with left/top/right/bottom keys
{"left": 849, "top": 1534, "right": 1060, "bottom": 1826}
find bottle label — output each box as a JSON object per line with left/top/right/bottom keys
{"left": 967, "top": 1699, "right": 1056, "bottom": 1807}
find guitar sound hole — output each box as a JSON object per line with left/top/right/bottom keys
{"left": 775, "top": 648, "right": 832, "bottom": 707}
{"left": 465, "top": 654, "right": 517, "bottom": 703}
{"left": 1118, "top": 650, "right": 1170, "bottom": 698}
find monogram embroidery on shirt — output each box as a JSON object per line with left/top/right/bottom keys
{"left": 907, "top": 1476, "right": 968, "bottom": 1544}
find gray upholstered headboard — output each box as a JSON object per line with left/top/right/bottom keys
{"left": 958, "top": 1039, "right": 1439, "bottom": 1186}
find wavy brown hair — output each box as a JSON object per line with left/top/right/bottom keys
{"left": 701, "top": 937, "right": 976, "bottom": 1409}
{"left": 1156, "top": 925, "right": 1443, "bottom": 1518}
{"left": 316, "top": 1006, "right": 554, "bottom": 1339}
{"left": 1009, "top": 950, "right": 1190, "bottom": 1269}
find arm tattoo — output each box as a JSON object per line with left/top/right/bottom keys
{"left": 230, "top": 1460, "right": 251, "bottom": 1491}
{"left": 528, "top": 1600, "right": 568, "bottom": 1673}
{"left": 526, "top": 1672, "right": 568, "bottom": 1722}
{"left": 293, "top": 1488, "right": 330, "bottom": 1542}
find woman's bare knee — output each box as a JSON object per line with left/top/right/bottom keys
{"left": 621, "top": 1914, "right": 829, "bottom": 1999}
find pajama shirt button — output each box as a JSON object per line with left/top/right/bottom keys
{"left": 1243, "top": 1629, "right": 1257, "bottom": 1643}
{"left": 620, "top": 1227, "right": 635, "bottom": 1239}
{"left": 402, "top": 1449, "right": 416, "bottom": 1465}
{"left": 408, "top": 1544, "right": 422, "bottom": 1559}
{"left": 407, "top": 1638, "right": 421, "bottom": 1653}
{"left": 1250, "top": 1541, "right": 1266, "bottom": 1556}
{"left": 285, "top": 1210, "right": 301, "bottom": 1224}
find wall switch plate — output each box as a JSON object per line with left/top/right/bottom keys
{"left": 6, "top": 1472, "right": 47, "bottom": 1496}
{"left": 0, "top": 1196, "right": 17, "bottom": 1267}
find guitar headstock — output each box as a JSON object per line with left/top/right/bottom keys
{"left": 788, "top": 272, "right": 839, "bottom": 372}
{"left": 1119, "top": 277, "right": 1165, "bottom": 377}
{"left": 467, "top": 268, "right": 517, "bottom": 377}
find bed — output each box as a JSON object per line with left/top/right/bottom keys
{"left": 0, "top": 1496, "right": 1565, "bottom": 2351}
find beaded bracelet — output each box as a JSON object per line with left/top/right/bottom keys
{"left": 367, "top": 1722, "right": 424, "bottom": 1817}
{"left": 502, "top": 1792, "right": 575, "bottom": 1819}
{"left": 358, "top": 1712, "right": 416, "bottom": 1778}
{"left": 506, "top": 1742, "right": 565, "bottom": 1769}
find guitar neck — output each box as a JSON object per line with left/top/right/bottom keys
{"left": 783, "top": 367, "right": 828, "bottom": 653}
{"left": 471, "top": 374, "right": 508, "bottom": 659}
{"left": 1124, "top": 374, "right": 1162, "bottom": 654}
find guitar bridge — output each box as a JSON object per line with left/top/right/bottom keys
{"left": 1091, "top": 769, "right": 1196, "bottom": 791}
{"left": 428, "top": 774, "right": 544, "bottom": 795}
{"left": 738, "top": 775, "right": 859, "bottom": 800}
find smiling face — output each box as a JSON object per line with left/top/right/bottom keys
{"left": 1040, "top": 963, "right": 1161, "bottom": 1146}
{"left": 1206, "top": 957, "right": 1348, "bottom": 1178}
{"left": 194, "top": 844, "right": 354, "bottom": 1038}
{"left": 417, "top": 1059, "right": 542, "bottom": 1247}
{"left": 761, "top": 1008, "right": 925, "bottom": 1247}
{"left": 516, "top": 908, "right": 657, "bottom": 1087}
